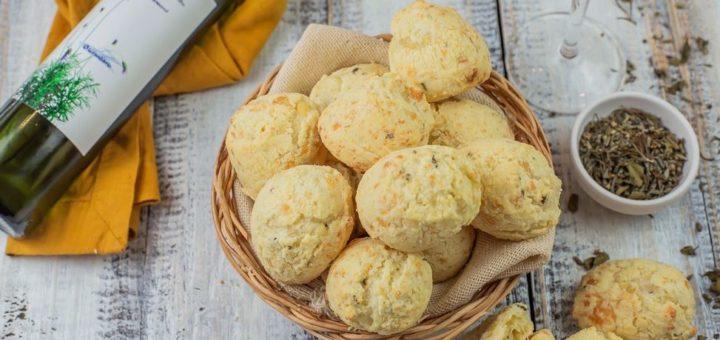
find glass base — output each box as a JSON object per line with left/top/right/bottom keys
{"left": 506, "top": 13, "right": 626, "bottom": 114}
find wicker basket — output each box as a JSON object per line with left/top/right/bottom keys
{"left": 211, "top": 37, "right": 552, "bottom": 339}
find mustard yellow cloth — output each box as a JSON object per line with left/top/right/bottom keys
{"left": 6, "top": 0, "right": 286, "bottom": 255}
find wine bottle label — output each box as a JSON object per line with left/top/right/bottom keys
{"left": 12, "top": 0, "right": 216, "bottom": 155}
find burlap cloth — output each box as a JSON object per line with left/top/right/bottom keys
{"left": 232, "top": 24, "right": 555, "bottom": 318}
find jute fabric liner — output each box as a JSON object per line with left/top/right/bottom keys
{"left": 215, "top": 24, "right": 555, "bottom": 337}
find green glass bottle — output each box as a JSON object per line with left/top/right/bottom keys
{"left": 0, "top": 0, "right": 235, "bottom": 237}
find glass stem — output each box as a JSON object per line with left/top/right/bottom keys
{"left": 560, "top": 0, "right": 590, "bottom": 59}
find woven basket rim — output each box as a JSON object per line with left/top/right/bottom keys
{"left": 211, "top": 34, "right": 552, "bottom": 340}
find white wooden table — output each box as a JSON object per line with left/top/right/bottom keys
{"left": 1, "top": 0, "right": 719, "bottom": 339}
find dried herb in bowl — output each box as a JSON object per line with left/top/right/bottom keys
{"left": 579, "top": 108, "right": 687, "bottom": 200}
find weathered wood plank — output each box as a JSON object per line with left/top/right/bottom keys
{"left": 499, "top": 0, "right": 720, "bottom": 337}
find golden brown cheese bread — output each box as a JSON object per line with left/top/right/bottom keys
{"left": 356, "top": 145, "right": 482, "bottom": 252}
{"left": 430, "top": 98, "right": 514, "bottom": 147}
{"left": 226, "top": 93, "right": 322, "bottom": 199}
{"left": 463, "top": 139, "right": 561, "bottom": 240}
{"left": 389, "top": 0, "right": 491, "bottom": 102}
{"left": 326, "top": 238, "right": 432, "bottom": 335}
{"left": 323, "top": 154, "right": 365, "bottom": 236}
{"left": 465, "top": 303, "right": 534, "bottom": 340}
{"left": 566, "top": 327, "right": 622, "bottom": 340}
{"left": 250, "top": 165, "right": 354, "bottom": 284}
{"left": 309, "top": 63, "right": 388, "bottom": 110}
{"left": 318, "top": 73, "right": 435, "bottom": 172}
{"left": 529, "top": 329, "right": 555, "bottom": 340}
{"left": 418, "top": 225, "right": 475, "bottom": 282}
{"left": 572, "top": 259, "right": 696, "bottom": 340}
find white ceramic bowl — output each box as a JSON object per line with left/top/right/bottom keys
{"left": 570, "top": 92, "right": 700, "bottom": 215}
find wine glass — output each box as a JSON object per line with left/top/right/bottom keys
{"left": 506, "top": 0, "right": 626, "bottom": 114}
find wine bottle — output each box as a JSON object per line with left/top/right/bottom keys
{"left": 0, "top": 0, "right": 236, "bottom": 237}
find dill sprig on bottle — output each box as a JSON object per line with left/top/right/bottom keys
{"left": 17, "top": 52, "right": 98, "bottom": 122}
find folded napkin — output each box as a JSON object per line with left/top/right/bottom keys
{"left": 6, "top": 0, "right": 286, "bottom": 255}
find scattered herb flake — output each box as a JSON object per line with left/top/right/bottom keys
{"left": 681, "top": 39, "right": 692, "bottom": 60}
{"left": 704, "top": 269, "right": 720, "bottom": 281}
{"left": 613, "top": 0, "right": 636, "bottom": 25}
{"left": 654, "top": 67, "right": 667, "bottom": 78}
{"left": 680, "top": 245, "right": 697, "bottom": 256}
{"left": 573, "top": 250, "right": 609, "bottom": 271}
{"left": 669, "top": 39, "right": 692, "bottom": 66}
{"left": 592, "top": 250, "right": 610, "bottom": 267}
{"left": 696, "top": 37, "right": 710, "bottom": 55}
{"left": 568, "top": 193, "right": 579, "bottom": 213}
{"left": 666, "top": 80, "right": 687, "bottom": 95}
{"left": 572, "top": 256, "right": 589, "bottom": 270}
{"left": 712, "top": 280, "right": 720, "bottom": 295}
{"left": 625, "top": 60, "right": 637, "bottom": 84}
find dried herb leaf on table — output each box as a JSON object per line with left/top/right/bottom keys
{"left": 705, "top": 269, "right": 720, "bottom": 293}
{"left": 666, "top": 80, "right": 687, "bottom": 95}
{"left": 669, "top": 39, "right": 691, "bottom": 66}
{"left": 579, "top": 108, "right": 687, "bottom": 200}
{"left": 573, "top": 250, "right": 609, "bottom": 271}
{"left": 680, "top": 245, "right": 697, "bottom": 256}
{"left": 625, "top": 60, "right": 637, "bottom": 84}
{"left": 567, "top": 193, "right": 579, "bottom": 213}
{"left": 695, "top": 37, "right": 710, "bottom": 55}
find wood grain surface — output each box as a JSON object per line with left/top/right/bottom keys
{"left": 0, "top": 0, "right": 718, "bottom": 339}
